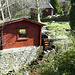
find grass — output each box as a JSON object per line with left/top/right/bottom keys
{"left": 42, "top": 22, "right": 70, "bottom": 30}
{"left": 42, "top": 22, "right": 71, "bottom": 40}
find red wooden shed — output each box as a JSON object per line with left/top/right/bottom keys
{"left": 30, "top": 3, "right": 54, "bottom": 18}
{"left": 0, "top": 18, "right": 45, "bottom": 50}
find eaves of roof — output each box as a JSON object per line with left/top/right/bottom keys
{"left": 0, "top": 18, "right": 45, "bottom": 28}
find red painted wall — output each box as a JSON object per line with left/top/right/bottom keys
{"left": 2, "top": 20, "right": 42, "bottom": 49}
{"left": 31, "top": 8, "right": 53, "bottom": 18}
{"left": 42, "top": 8, "right": 53, "bottom": 16}
{"left": 0, "top": 30, "right": 2, "bottom": 50}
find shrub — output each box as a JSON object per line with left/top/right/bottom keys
{"left": 39, "top": 47, "right": 75, "bottom": 75}
{"left": 69, "top": 0, "right": 75, "bottom": 31}
{"left": 41, "top": 15, "right": 69, "bottom": 22}
{"left": 50, "top": 0, "right": 60, "bottom": 14}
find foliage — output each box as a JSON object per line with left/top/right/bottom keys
{"left": 27, "top": 44, "right": 75, "bottom": 75}
{"left": 39, "top": 46, "right": 75, "bottom": 75}
{"left": 69, "top": 0, "right": 75, "bottom": 31}
{"left": 41, "top": 15, "right": 69, "bottom": 22}
{"left": 59, "top": 1, "right": 70, "bottom": 16}
{"left": 46, "top": 22, "right": 70, "bottom": 30}
{"left": 50, "top": 0, "right": 60, "bottom": 14}
{"left": 36, "top": 49, "right": 44, "bottom": 60}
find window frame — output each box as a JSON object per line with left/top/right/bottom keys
{"left": 17, "top": 28, "right": 28, "bottom": 40}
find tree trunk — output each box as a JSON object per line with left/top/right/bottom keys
{"left": 0, "top": 1, "right": 5, "bottom": 21}
{"left": 6, "top": 0, "right": 12, "bottom": 19}
{"left": 35, "top": 0, "right": 41, "bottom": 22}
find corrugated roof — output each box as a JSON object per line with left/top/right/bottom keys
{"left": 30, "top": 3, "right": 53, "bottom": 9}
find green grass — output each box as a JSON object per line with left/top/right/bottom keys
{"left": 42, "top": 22, "right": 70, "bottom": 30}
{"left": 42, "top": 22, "right": 71, "bottom": 40}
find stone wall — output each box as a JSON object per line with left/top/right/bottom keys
{"left": 0, "top": 46, "right": 43, "bottom": 74}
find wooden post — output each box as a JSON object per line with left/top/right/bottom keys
{"left": 40, "top": 26, "right": 42, "bottom": 46}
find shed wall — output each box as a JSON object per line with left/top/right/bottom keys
{"left": 2, "top": 21, "right": 41, "bottom": 49}
{"left": 31, "top": 8, "right": 53, "bottom": 18}
{"left": 0, "top": 30, "right": 2, "bottom": 50}
{"left": 42, "top": 8, "right": 53, "bottom": 16}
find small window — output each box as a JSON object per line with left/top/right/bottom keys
{"left": 19, "top": 29, "right": 26, "bottom": 38}
{"left": 46, "top": 9, "right": 48, "bottom": 12}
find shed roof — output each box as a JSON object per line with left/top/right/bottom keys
{"left": 0, "top": 18, "right": 45, "bottom": 27}
{"left": 30, "top": 3, "right": 53, "bottom": 9}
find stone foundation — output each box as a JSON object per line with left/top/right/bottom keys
{"left": 0, "top": 46, "right": 43, "bottom": 74}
